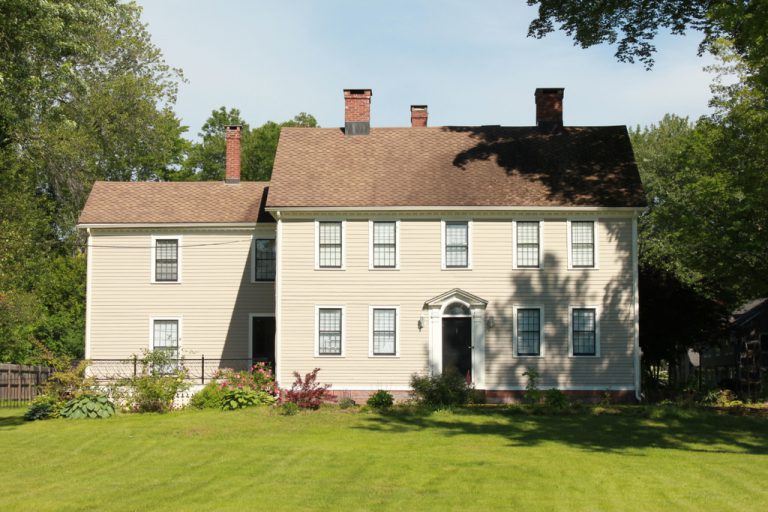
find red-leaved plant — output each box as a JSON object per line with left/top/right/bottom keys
{"left": 282, "top": 368, "right": 333, "bottom": 409}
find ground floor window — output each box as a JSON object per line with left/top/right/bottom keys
{"left": 371, "top": 308, "right": 397, "bottom": 355}
{"left": 571, "top": 308, "right": 597, "bottom": 356}
{"left": 152, "top": 318, "right": 179, "bottom": 371}
{"left": 318, "top": 308, "right": 342, "bottom": 355}
{"left": 516, "top": 308, "right": 541, "bottom": 356}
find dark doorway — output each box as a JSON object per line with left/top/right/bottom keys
{"left": 442, "top": 317, "right": 472, "bottom": 382}
{"left": 251, "top": 316, "right": 276, "bottom": 368}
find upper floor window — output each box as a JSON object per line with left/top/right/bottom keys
{"left": 317, "top": 221, "right": 343, "bottom": 269}
{"left": 516, "top": 308, "right": 541, "bottom": 356}
{"left": 571, "top": 307, "right": 598, "bottom": 356}
{"left": 443, "top": 221, "right": 470, "bottom": 269}
{"left": 570, "top": 221, "right": 596, "bottom": 268}
{"left": 317, "top": 307, "right": 343, "bottom": 356}
{"left": 371, "top": 221, "right": 397, "bottom": 268}
{"left": 253, "top": 239, "right": 276, "bottom": 281}
{"left": 515, "top": 221, "right": 540, "bottom": 268}
{"left": 152, "top": 236, "right": 181, "bottom": 283}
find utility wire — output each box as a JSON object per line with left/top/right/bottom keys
{"left": 83, "top": 239, "right": 254, "bottom": 249}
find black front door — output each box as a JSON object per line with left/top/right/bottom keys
{"left": 442, "top": 317, "right": 472, "bottom": 382}
{"left": 251, "top": 316, "right": 276, "bottom": 368}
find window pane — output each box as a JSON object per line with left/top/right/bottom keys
{"left": 445, "top": 222, "right": 468, "bottom": 267}
{"left": 254, "top": 239, "right": 276, "bottom": 281}
{"left": 155, "top": 239, "right": 178, "bottom": 281}
{"left": 318, "top": 308, "right": 342, "bottom": 355}
{"left": 444, "top": 302, "right": 470, "bottom": 316}
{"left": 517, "top": 309, "right": 540, "bottom": 355}
{"left": 516, "top": 221, "right": 540, "bottom": 267}
{"left": 373, "top": 308, "right": 396, "bottom": 355}
{"left": 319, "top": 222, "right": 342, "bottom": 268}
{"left": 572, "top": 308, "right": 596, "bottom": 355}
{"left": 373, "top": 222, "right": 395, "bottom": 244}
{"left": 373, "top": 221, "right": 397, "bottom": 268}
{"left": 571, "top": 221, "right": 594, "bottom": 267}
{"left": 446, "top": 222, "right": 467, "bottom": 245}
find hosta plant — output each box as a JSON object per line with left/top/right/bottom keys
{"left": 60, "top": 394, "right": 116, "bottom": 419}
{"left": 221, "top": 388, "right": 276, "bottom": 410}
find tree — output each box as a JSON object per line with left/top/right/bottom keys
{"left": 180, "top": 109, "right": 317, "bottom": 181}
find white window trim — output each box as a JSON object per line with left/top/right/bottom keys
{"left": 368, "top": 305, "right": 401, "bottom": 357}
{"left": 368, "top": 220, "right": 401, "bottom": 270}
{"left": 148, "top": 316, "right": 183, "bottom": 354}
{"left": 566, "top": 219, "right": 600, "bottom": 270}
{"left": 248, "top": 313, "right": 276, "bottom": 361}
{"left": 250, "top": 234, "right": 277, "bottom": 283}
{"left": 512, "top": 305, "right": 545, "bottom": 357}
{"left": 314, "top": 305, "right": 346, "bottom": 357}
{"left": 441, "top": 219, "right": 473, "bottom": 270}
{"left": 568, "top": 305, "right": 601, "bottom": 357}
{"left": 150, "top": 235, "right": 182, "bottom": 283}
{"left": 512, "top": 220, "right": 544, "bottom": 270}
{"left": 314, "top": 220, "right": 347, "bottom": 271}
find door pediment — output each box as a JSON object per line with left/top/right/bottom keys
{"left": 424, "top": 288, "right": 488, "bottom": 309}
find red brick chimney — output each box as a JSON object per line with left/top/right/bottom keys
{"left": 410, "top": 105, "right": 428, "bottom": 127}
{"left": 535, "top": 88, "right": 564, "bottom": 130}
{"left": 344, "top": 89, "right": 372, "bottom": 136}
{"left": 225, "top": 125, "right": 241, "bottom": 183}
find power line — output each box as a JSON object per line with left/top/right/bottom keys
{"left": 84, "top": 239, "right": 254, "bottom": 249}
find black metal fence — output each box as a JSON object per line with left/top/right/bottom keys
{"left": 88, "top": 357, "right": 266, "bottom": 385}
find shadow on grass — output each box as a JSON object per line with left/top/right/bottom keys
{"left": 356, "top": 406, "right": 768, "bottom": 455}
{"left": 0, "top": 413, "right": 26, "bottom": 430}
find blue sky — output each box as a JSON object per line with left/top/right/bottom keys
{"left": 139, "top": 0, "right": 717, "bottom": 140}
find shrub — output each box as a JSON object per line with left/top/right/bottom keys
{"left": 409, "top": 368, "right": 473, "bottom": 408}
{"left": 221, "top": 388, "right": 276, "bottom": 410}
{"left": 215, "top": 364, "right": 279, "bottom": 398}
{"left": 338, "top": 397, "right": 357, "bottom": 409}
{"left": 60, "top": 394, "right": 116, "bottom": 419}
{"left": 283, "top": 368, "right": 333, "bottom": 409}
{"left": 701, "top": 389, "right": 740, "bottom": 407}
{"left": 118, "top": 350, "right": 189, "bottom": 413}
{"left": 543, "top": 388, "right": 569, "bottom": 409}
{"left": 32, "top": 339, "right": 94, "bottom": 401}
{"left": 189, "top": 382, "right": 227, "bottom": 409}
{"left": 522, "top": 368, "right": 541, "bottom": 405}
{"left": 24, "top": 395, "right": 61, "bottom": 421}
{"left": 367, "top": 390, "right": 394, "bottom": 410}
{"left": 280, "top": 401, "right": 299, "bottom": 416}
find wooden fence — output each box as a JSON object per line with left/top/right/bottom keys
{"left": 0, "top": 363, "right": 52, "bottom": 406}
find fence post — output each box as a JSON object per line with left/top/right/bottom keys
{"left": 201, "top": 355, "right": 205, "bottom": 385}
{"left": 133, "top": 355, "right": 137, "bottom": 378}
{"left": 17, "top": 363, "right": 22, "bottom": 402}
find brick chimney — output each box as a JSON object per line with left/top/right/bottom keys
{"left": 410, "top": 105, "right": 428, "bottom": 127}
{"left": 344, "top": 89, "right": 372, "bottom": 136}
{"left": 225, "top": 125, "right": 241, "bottom": 183}
{"left": 535, "top": 88, "right": 564, "bottom": 130}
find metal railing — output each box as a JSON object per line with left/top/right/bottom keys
{"left": 88, "top": 357, "right": 269, "bottom": 385}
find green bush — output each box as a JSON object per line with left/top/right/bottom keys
{"left": 409, "top": 369, "right": 473, "bottom": 408}
{"left": 221, "top": 388, "right": 276, "bottom": 410}
{"left": 60, "top": 394, "right": 115, "bottom": 419}
{"left": 280, "top": 401, "right": 299, "bottom": 416}
{"left": 367, "top": 390, "right": 394, "bottom": 410}
{"left": 543, "top": 388, "right": 569, "bottom": 409}
{"left": 522, "top": 368, "right": 541, "bottom": 405}
{"left": 189, "top": 382, "right": 227, "bottom": 409}
{"left": 24, "top": 395, "right": 61, "bottom": 421}
{"left": 117, "top": 350, "right": 189, "bottom": 413}
{"left": 338, "top": 397, "right": 356, "bottom": 409}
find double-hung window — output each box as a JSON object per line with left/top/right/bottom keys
{"left": 372, "top": 221, "right": 397, "bottom": 268}
{"left": 515, "top": 221, "right": 540, "bottom": 268}
{"left": 153, "top": 237, "right": 180, "bottom": 282}
{"left": 444, "top": 221, "right": 469, "bottom": 268}
{"left": 371, "top": 308, "right": 397, "bottom": 356}
{"left": 318, "top": 221, "right": 343, "bottom": 269}
{"left": 318, "top": 308, "right": 342, "bottom": 356}
{"left": 152, "top": 318, "right": 180, "bottom": 372}
{"left": 516, "top": 308, "right": 541, "bottom": 356}
{"left": 253, "top": 239, "right": 276, "bottom": 281}
{"left": 571, "top": 308, "right": 597, "bottom": 356}
{"left": 570, "top": 221, "right": 595, "bottom": 268}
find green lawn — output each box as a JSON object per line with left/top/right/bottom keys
{"left": 1, "top": 405, "right": 766, "bottom": 511}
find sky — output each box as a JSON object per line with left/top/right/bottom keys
{"left": 139, "top": 0, "right": 718, "bottom": 140}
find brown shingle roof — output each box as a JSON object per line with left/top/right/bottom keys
{"left": 268, "top": 126, "right": 646, "bottom": 208}
{"left": 78, "top": 181, "right": 273, "bottom": 225}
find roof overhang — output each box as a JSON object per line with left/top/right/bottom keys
{"left": 266, "top": 205, "right": 645, "bottom": 213}
{"left": 77, "top": 222, "right": 264, "bottom": 229}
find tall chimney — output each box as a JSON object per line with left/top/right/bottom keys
{"left": 410, "top": 105, "right": 428, "bottom": 127}
{"left": 225, "top": 125, "right": 241, "bottom": 183}
{"left": 535, "top": 88, "right": 564, "bottom": 130}
{"left": 344, "top": 89, "right": 372, "bottom": 136}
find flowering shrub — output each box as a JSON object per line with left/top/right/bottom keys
{"left": 282, "top": 368, "right": 333, "bottom": 409}
{"left": 190, "top": 363, "right": 279, "bottom": 410}
{"left": 214, "top": 363, "right": 279, "bottom": 398}
{"left": 115, "top": 350, "right": 189, "bottom": 413}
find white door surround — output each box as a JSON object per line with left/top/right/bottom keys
{"left": 424, "top": 288, "right": 487, "bottom": 389}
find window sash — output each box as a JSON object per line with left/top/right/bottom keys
{"left": 445, "top": 222, "right": 468, "bottom": 268}
{"left": 318, "top": 308, "right": 342, "bottom": 355}
{"left": 516, "top": 221, "right": 540, "bottom": 268}
{"left": 152, "top": 320, "right": 179, "bottom": 372}
{"left": 571, "top": 221, "right": 595, "bottom": 268}
{"left": 372, "top": 221, "right": 396, "bottom": 268}
{"left": 517, "top": 308, "right": 541, "bottom": 356}
{"left": 254, "top": 239, "right": 276, "bottom": 281}
{"left": 372, "top": 308, "right": 396, "bottom": 355}
{"left": 572, "top": 308, "right": 596, "bottom": 355}
{"left": 155, "top": 239, "right": 178, "bottom": 281}
{"left": 318, "top": 222, "right": 342, "bottom": 268}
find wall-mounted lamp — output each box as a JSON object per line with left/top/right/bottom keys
{"left": 417, "top": 315, "right": 424, "bottom": 331}
{"left": 486, "top": 315, "right": 495, "bottom": 329}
